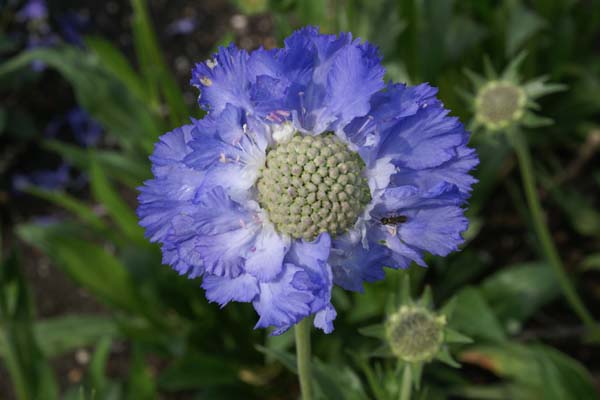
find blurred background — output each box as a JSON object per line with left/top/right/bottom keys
{"left": 1, "top": 0, "right": 600, "bottom": 399}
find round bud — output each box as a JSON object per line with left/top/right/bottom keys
{"left": 386, "top": 306, "right": 446, "bottom": 363}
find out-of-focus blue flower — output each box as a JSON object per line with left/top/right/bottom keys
{"left": 45, "top": 107, "right": 103, "bottom": 147}
{"left": 138, "top": 27, "right": 478, "bottom": 335}
{"left": 16, "top": 0, "right": 48, "bottom": 22}
{"left": 166, "top": 17, "right": 198, "bottom": 36}
{"left": 26, "top": 34, "right": 59, "bottom": 71}
{"left": 66, "top": 108, "right": 103, "bottom": 147}
{"left": 13, "top": 164, "right": 70, "bottom": 192}
{"left": 56, "top": 11, "right": 90, "bottom": 46}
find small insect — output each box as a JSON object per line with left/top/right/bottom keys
{"left": 380, "top": 215, "right": 408, "bottom": 225}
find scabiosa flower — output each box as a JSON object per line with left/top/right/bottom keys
{"left": 137, "top": 27, "right": 478, "bottom": 335}
{"left": 358, "top": 278, "right": 472, "bottom": 395}
{"left": 463, "top": 54, "right": 566, "bottom": 133}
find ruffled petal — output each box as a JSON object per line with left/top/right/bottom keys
{"left": 253, "top": 262, "right": 314, "bottom": 335}
{"left": 137, "top": 124, "right": 206, "bottom": 278}
{"left": 184, "top": 105, "right": 268, "bottom": 201}
{"left": 184, "top": 187, "right": 259, "bottom": 277}
{"left": 377, "top": 103, "right": 468, "bottom": 170}
{"left": 244, "top": 224, "right": 290, "bottom": 282}
{"left": 191, "top": 45, "right": 253, "bottom": 115}
{"left": 343, "top": 83, "right": 438, "bottom": 161}
{"left": 314, "top": 304, "right": 337, "bottom": 334}
{"left": 253, "top": 234, "right": 336, "bottom": 334}
{"left": 396, "top": 205, "right": 468, "bottom": 256}
{"left": 329, "top": 237, "right": 393, "bottom": 292}
{"left": 283, "top": 27, "right": 385, "bottom": 134}
{"left": 202, "top": 273, "right": 260, "bottom": 306}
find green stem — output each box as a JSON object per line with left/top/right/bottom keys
{"left": 295, "top": 318, "right": 313, "bottom": 400}
{"left": 400, "top": 365, "right": 412, "bottom": 400}
{"left": 510, "top": 130, "right": 596, "bottom": 328}
{"left": 0, "top": 329, "right": 29, "bottom": 400}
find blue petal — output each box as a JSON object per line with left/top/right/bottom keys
{"left": 253, "top": 262, "right": 314, "bottom": 334}
{"left": 202, "top": 273, "right": 260, "bottom": 307}
{"left": 377, "top": 103, "right": 469, "bottom": 170}
{"left": 344, "top": 83, "right": 438, "bottom": 160}
{"left": 396, "top": 205, "right": 468, "bottom": 256}
{"left": 184, "top": 105, "right": 268, "bottom": 200}
{"left": 182, "top": 187, "right": 258, "bottom": 277}
{"left": 392, "top": 145, "right": 480, "bottom": 195}
{"left": 244, "top": 224, "right": 290, "bottom": 282}
{"left": 283, "top": 28, "right": 385, "bottom": 133}
{"left": 314, "top": 304, "right": 337, "bottom": 334}
{"left": 191, "top": 45, "right": 253, "bottom": 115}
{"left": 329, "top": 238, "right": 393, "bottom": 292}
{"left": 253, "top": 234, "right": 336, "bottom": 334}
{"left": 138, "top": 124, "right": 205, "bottom": 245}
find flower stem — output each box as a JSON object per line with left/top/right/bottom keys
{"left": 295, "top": 318, "right": 313, "bottom": 400}
{"left": 400, "top": 365, "right": 412, "bottom": 400}
{"left": 510, "top": 130, "right": 596, "bottom": 328}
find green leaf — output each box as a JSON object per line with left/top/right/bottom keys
{"left": 480, "top": 262, "right": 560, "bottom": 329}
{"left": 256, "top": 345, "right": 366, "bottom": 400}
{"left": 85, "top": 36, "right": 147, "bottom": 102}
{"left": 534, "top": 344, "right": 597, "bottom": 400}
{"left": 17, "top": 223, "right": 141, "bottom": 312}
{"left": 581, "top": 253, "right": 600, "bottom": 271}
{"left": 88, "top": 337, "right": 113, "bottom": 394}
{"left": 459, "top": 343, "right": 596, "bottom": 400}
{"left": 444, "top": 328, "right": 473, "bottom": 344}
{"left": 436, "top": 347, "right": 461, "bottom": 368}
{"left": 130, "top": 0, "right": 188, "bottom": 127}
{"left": 445, "top": 16, "right": 487, "bottom": 60}
{"left": 0, "top": 250, "right": 59, "bottom": 400}
{"left": 450, "top": 287, "right": 506, "bottom": 342}
{"left": 523, "top": 75, "right": 567, "bottom": 99}
{"left": 547, "top": 186, "right": 600, "bottom": 237}
{"left": 89, "top": 154, "right": 145, "bottom": 244}
{"left": 506, "top": 5, "right": 546, "bottom": 56}
{"left": 232, "top": 0, "right": 268, "bottom": 14}
{"left": 44, "top": 140, "right": 149, "bottom": 188}
{"left": 358, "top": 324, "right": 386, "bottom": 340}
{"left": 126, "top": 345, "right": 156, "bottom": 400}
{"left": 33, "top": 315, "right": 119, "bottom": 358}
{"left": 0, "top": 46, "right": 160, "bottom": 153}
{"left": 23, "top": 187, "right": 108, "bottom": 233}
{"left": 158, "top": 353, "right": 238, "bottom": 391}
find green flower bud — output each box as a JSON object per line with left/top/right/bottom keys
{"left": 386, "top": 306, "right": 447, "bottom": 363}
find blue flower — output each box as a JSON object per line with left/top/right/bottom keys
{"left": 138, "top": 27, "right": 478, "bottom": 334}
{"left": 66, "top": 108, "right": 103, "bottom": 147}
{"left": 13, "top": 163, "right": 70, "bottom": 192}
{"left": 166, "top": 17, "right": 198, "bottom": 36}
{"left": 45, "top": 107, "right": 103, "bottom": 147}
{"left": 16, "top": 0, "right": 47, "bottom": 22}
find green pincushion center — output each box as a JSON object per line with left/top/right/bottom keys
{"left": 386, "top": 307, "right": 445, "bottom": 362}
{"left": 257, "top": 133, "right": 371, "bottom": 241}
{"left": 477, "top": 81, "right": 526, "bottom": 125}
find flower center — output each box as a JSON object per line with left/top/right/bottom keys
{"left": 476, "top": 81, "right": 526, "bottom": 128}
{"left": 257, "top": 133, "right": 371, "bottom": 241}
{"left": 386, "top": 306, "right": 446, "bottom": 362}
